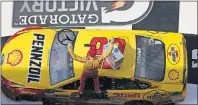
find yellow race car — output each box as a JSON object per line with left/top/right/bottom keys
{"left": 1, "top": 26, "right": 188, "bottom": 105}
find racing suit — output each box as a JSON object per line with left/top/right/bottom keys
{"left": 67, "top": 39, "right": 114, "bottom": 94}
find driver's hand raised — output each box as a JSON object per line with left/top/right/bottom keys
{"left": 67, "top": 43, "right": 73, "bottom": 49}
{"left": 109, "top": 37, "right": 114, "bottom": 43}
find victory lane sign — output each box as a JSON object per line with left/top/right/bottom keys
{"left": 13, "top": 0, "right": 153, "bottom": 27}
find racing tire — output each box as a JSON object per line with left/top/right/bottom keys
{"left": 124, "top": 101, "right": 153, "bottom": 105}
{"left": 42, "top": 98, "right": 56, "bottom": 105}
{"left": 19, "top": 95, "right": 40, "bottom": 101}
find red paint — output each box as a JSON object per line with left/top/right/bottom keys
{"left": 90, "top": 37, "right": 108, "bottom": 55}
{"left": 114, "top": 38, "right": 126, "bottom": 53}
{"left": 1, "top": 76, "right": 44, "bottom": 96}
{"left": 176, "top": 50, "right": 179, "bottom": 57}
{"left": 90, "top": 37, "right": 126, "bottom": 69}
{"left": 11, "top": 87, "right": 44, "bottom": 96}
{"left": 88, "top": 44, "right": 97, "bottom": 57}
{"left": 1, "top": 76, "right": 12, "bottom": 88}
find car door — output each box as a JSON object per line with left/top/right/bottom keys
{"left": 106, "top": 78, "right": 152, "bottom": 101}
{"left": 53, "top": 80, "right": 80, "bottom": 97}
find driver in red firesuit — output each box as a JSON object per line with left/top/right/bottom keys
{"left": 67, "top": 38, "right": 114, "bottom": 97}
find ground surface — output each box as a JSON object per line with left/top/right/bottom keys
{"left": 1, "top": 84, "right": 197, "bottom": 105}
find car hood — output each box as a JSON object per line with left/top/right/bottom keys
{"left": 1, "top": 28, "right": 56, "bottom": 89}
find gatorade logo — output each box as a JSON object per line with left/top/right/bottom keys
{"left": 13, "top": 0, "right": 153, "bottom": 27}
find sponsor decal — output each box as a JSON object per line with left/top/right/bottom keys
{"left": 21, "top": 91, "right": 37, "bottom": 95}
{"left": 144, "top": 90, "right": 171, "bottom": 101}
{"left": 168, "top": 70, "right": 179, "bottom": 81}
{"left": 113, "top": 93, "right": 140, "bottom": 98}
{"left": 13, "top": 1, "right": 153, "bottom": 27}
{"left": 57, "top": 29, "right": 76, "bottom": 46}
{"left": 167, "top": 44, "right": 180, "bottom": 65}
{"left": 87, "top": 37, "right": 126, "bottom": 69}
{"left": 27, "top": 33, "right": 45, "bottom": 83}
{"left": 1, "top": 54, "right": 5, "bottom": 65}
{"left": 137, "top": 48, "right": 141, "bottom": 63}
{"left": 7, "top": 50, "right": 23, "bottom": 66}
{"left": 141, "top": 37, "right": 155, "bottom": 45}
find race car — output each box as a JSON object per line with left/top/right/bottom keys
{"left": 1, "top": 26, "right": 188, "bottom": 105}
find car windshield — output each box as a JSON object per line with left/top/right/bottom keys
{"left": 135, "top": 36, "right": 165, "bottom": 81}
{"left": 49, "top": 30, "right": 77, "bottom": 85}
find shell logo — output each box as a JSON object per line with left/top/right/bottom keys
{"left": 168, "top": 70, "right": 179, "bottom": 81}
{"left": 7, "top": 50, "right": 23, "bottom": 66}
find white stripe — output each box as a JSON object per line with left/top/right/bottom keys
{"left": 179, "top": 2, "right": 197, "bottom": 35}
{"left": 2, "top": 2, "right": 197, "bottom": 36}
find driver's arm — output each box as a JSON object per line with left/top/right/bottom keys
{"left": 67, "top": 43, "right": 86, "bottom": 63}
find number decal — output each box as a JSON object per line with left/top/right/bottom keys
{"left": 90, "top": 37, "right": 108, "bottom": 55}
{"left": 90, "top": 37, "right": 126, "bottom": 69}
{"left": 114, "top": 38, "right": 126, "bottom": 54}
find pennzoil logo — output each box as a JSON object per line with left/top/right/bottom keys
{"left": 13, "top": 0, "right": 153, "bottom": 27}
{"left": 144, "top": 90, "right": 171, "bottom": 101}
{"left": 167, "top": 44, "right": 180, "bottom": 65}
{"left": 27, "top": 33, "right": 45, "bottom": 83}
{"left": 7, "top": 50, "right": 23, "bottom": 66}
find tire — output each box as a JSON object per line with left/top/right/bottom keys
{"left": 42, "top": 98, "right": 56, "bottom": 105}
{"left": 19, "top": 95, "right": 40, "bottom": 101}
{"left": 124, "top": 101, "right": 153, "bottom": 105}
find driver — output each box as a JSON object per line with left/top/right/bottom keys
{"left": 67, "top": 38, "right": 114, "bottom": 97}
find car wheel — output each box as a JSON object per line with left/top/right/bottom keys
{"left": 124, "top": 101, "right": 153, "bottom": 105}
{"left": 42, "top": 98, "right": 56, "bottom": 105}
{"left": 19, "top": 95, "right": 40, "bottom": 101}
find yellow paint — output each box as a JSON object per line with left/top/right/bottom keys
{"left": 1, "top": 28, "right": 187, "bottom": 103}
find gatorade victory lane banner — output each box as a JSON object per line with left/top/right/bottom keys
{"left": 1, "top": 1, "right": 198, "bottom": 84}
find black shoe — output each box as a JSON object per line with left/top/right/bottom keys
{"left": 95, "top": 93, "right": 103, "bottom": 99}
{"left": 80, "top": 93, "right": 84, "bottom": 98}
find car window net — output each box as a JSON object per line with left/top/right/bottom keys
{"left": 135, "top": 36, "right": 165, "bottom": 81}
